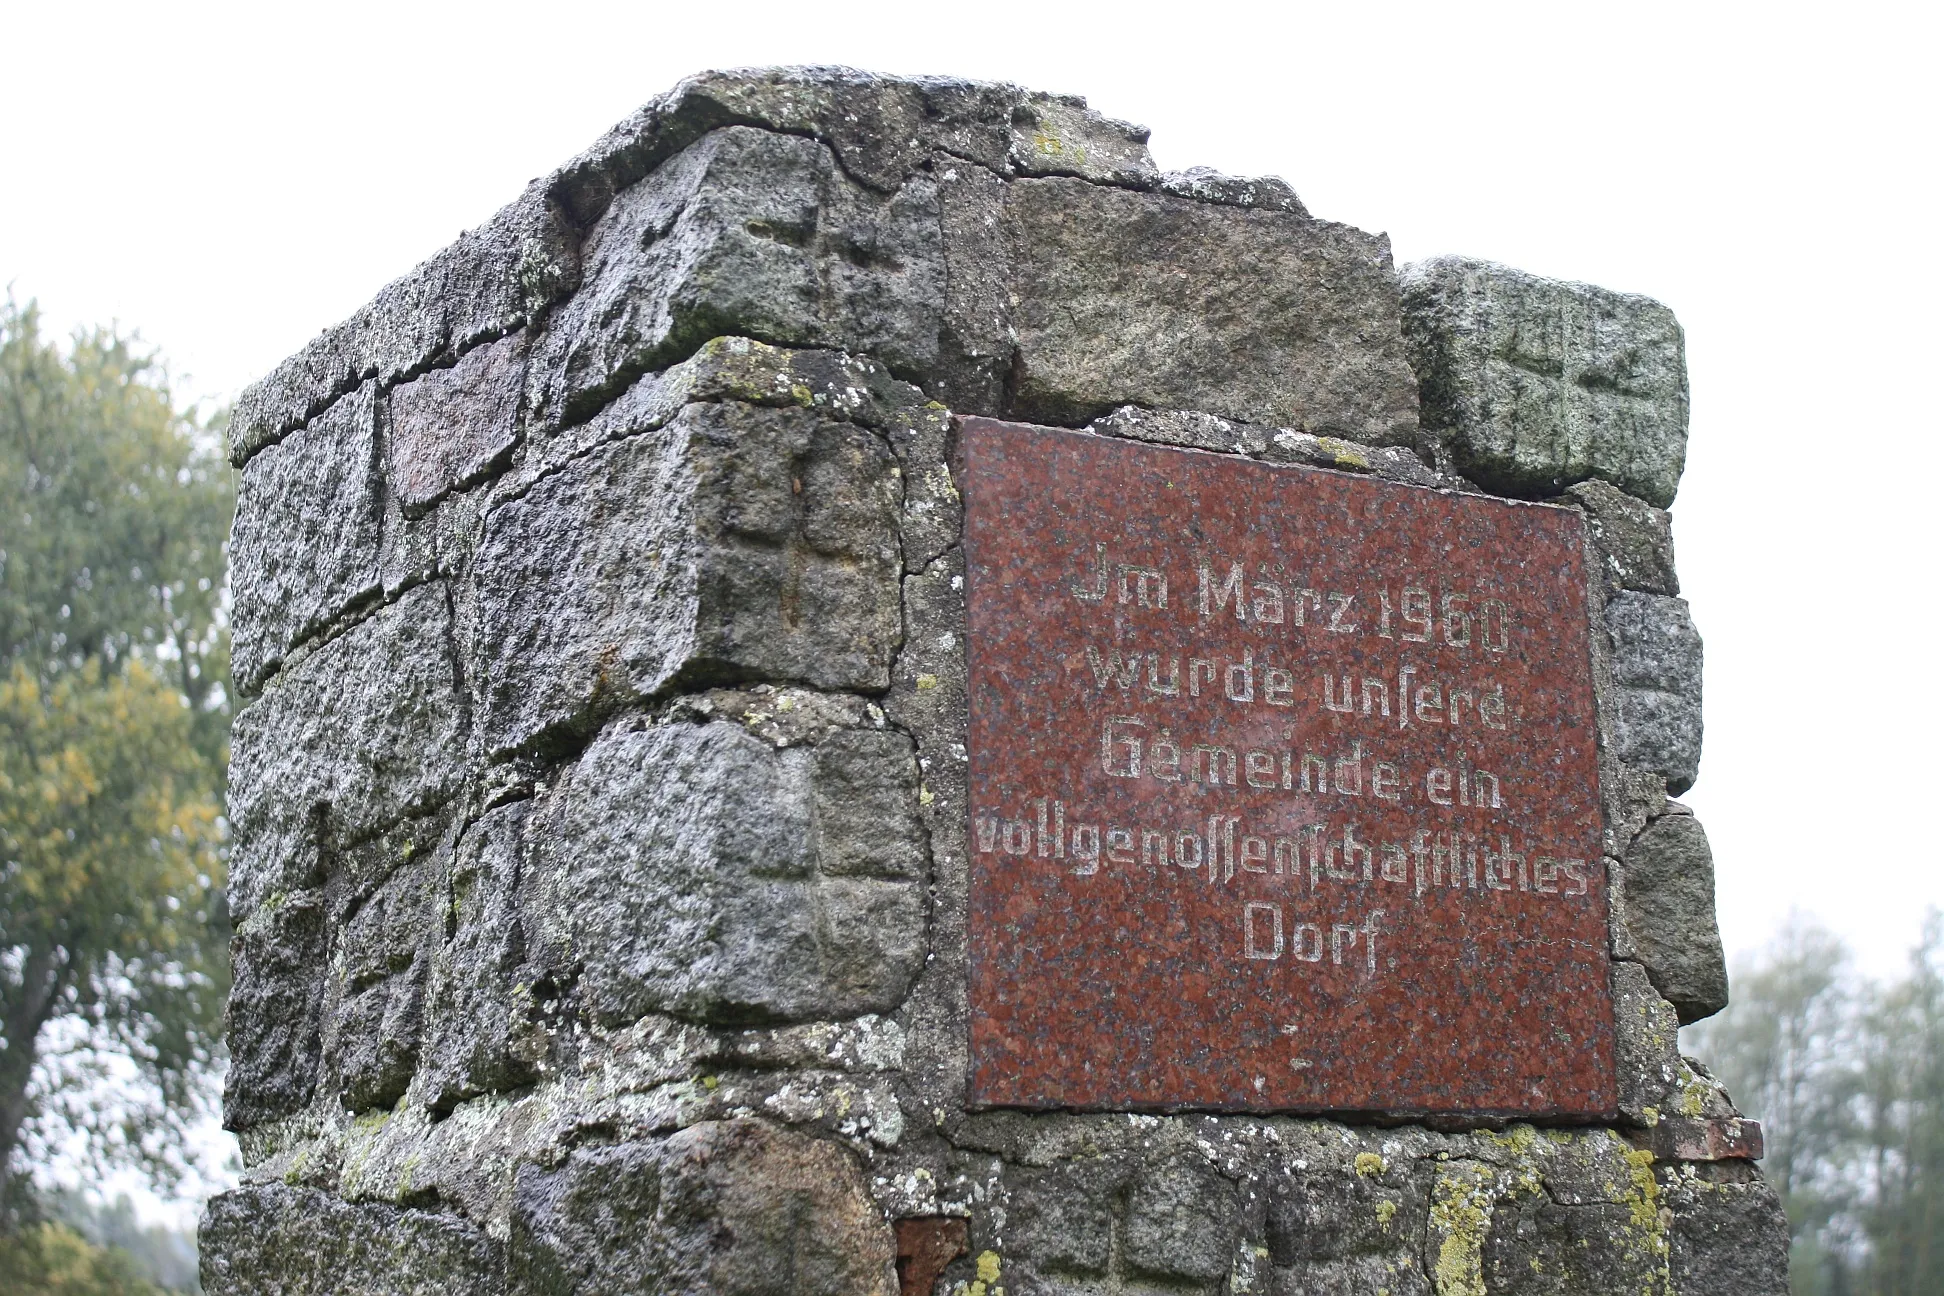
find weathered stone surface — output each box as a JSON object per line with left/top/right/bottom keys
{"left": 1156, "top": 166, "right": 1307, "bottom": 214}
{"left": 1622, "top": 814, "right": 1729, "bottom": 1023}
{"left": 894, "top": 1218, "right": 969, "bottom": 1296}
{"left": 223, "top": 892, "right": 326, "bottom": 1132}
{"left": 1088, "top": 404, "right": 1269, "bottom": 455}
{"left": 227, "top": 582, "right": 468, "bottom": 923}
{"left": 529, "top": 126, "right": 943, "bottom": 428}
{"left": 552, "top": 66, "right": 1156, "bottom": 219}
{"left": 387, "top": 330, "right": 527, "bottom": 516}
{"left": 1651, "top": 1115, "right": 1764, "bottom": 1162}
{"left": 322, "top": 853, "right": 437, "bottom": 1112}
{"left": 200, "top": 1185, "right": 504, "bottom": 1295}
{"left": 229, "top": 381, "right": 383, "bottom": 692}
{"left": 1005, "top": 1162, "right": 1119, "bottom": 1276}
{"left": 1613, "top": 959, "right": 1690, "bottom": 1125}
{"left": 1401, "top": 255, "right": 1689, "bottom": 507}
{"left": 512, "top": 336, "right": 948, "bottom": 569}
{"left": 1660, "top": 1167, "right": 1791, "bottom": 1295}
{"left": 1567, "top": 477, "right": 1679, "bottom": 595}
{"left": 1606, "top": 592, "right": 1704, "bottom": 793}
{"left": 995, "top": 178, "right": 1419, "bottom": 439}
{"left": 1262, "top": 426, "right": 1444, "bottom": 486}
{"left": 528, "top": 713, "right": 926, "bottom": 1029}
{"left": 1123, "top": 1160, "right": 1242, "bottom": 1283}
{"left": 422, "top": 802, "right": 545, "bottom": 1112}
{"left": 1481, "top": 1193, "right": 1664, "bottom": 1295}
{"left": 477, "top": 400, "right": 901, "bottom": 758}
{"left": 510, "top": 1120, "right": 897, "bottom": 1296}
{"left": 1264, "top": 1160, "right": 1426, "bottom": 1270}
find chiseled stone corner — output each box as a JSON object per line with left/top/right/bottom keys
{"left": 475, "top": 399, "right": 903, "bottom": 759}
{"left": 525, "top": 701, "right": 927, "bottom": 1029}
{"left": 1400, "top": 255, "right": 1689, "bottom": 507}
{"left": 526, "top": 125, "right": 947, "bottom": 430}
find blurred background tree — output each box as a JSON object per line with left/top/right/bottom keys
{"left": 1688, "top": 913, "right": 1944, "bottom": 1295}
{"left": 0, "top": 296, "right": 231, "bottom": 1291}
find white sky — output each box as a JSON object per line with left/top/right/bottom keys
{"left": 6, "top": 0, "right": 1941, "bottom": 1218}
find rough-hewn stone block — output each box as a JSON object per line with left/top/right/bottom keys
{"left": 322, "top": 854, "right": 437, "bottom": 1112}
{"left": 1567, "top": 477, "right": 1679, "bottom": 595}
{"left": 1006, "top": 1163, "right": 1119, "bottom": 1275}
{"left": 509, "top": 1121, "right": 896, "bottom": 1296}
{"left": 422, "top": 802, "right": 544, "bottom": 1112}
{"left": 387, "top": 330, "right": 527, "bottom": 517}
{"left": 994, "top": 178, "right": 1420, "bottom": 439}
{"left": 1613, "top": 959, "right": 1686, "bottom": 1124}
{"left": 476, "top": 401, "right": 901, "bottom": 757}
{"left": 1123, "top": 1160, "right": 1242, "bottom": 1283}
{"left": 529, "top": 126, "right": 944, "bottom": 428}
{"left": 229, "top": 381, "right": 383, "bottom": 692}
{"left": 1606, "top": 591, "right": 1704, "bottom": 793}
{"left": 1660, "top": 1169, "right": 1791, "bottom": 1296}
{"left": 1623, "top": 813, "right": 1729, "bottom": 1023}
{"left": 200, "top": 1185, "right": 504, "bottom": 1295}
{"left": 528, "top": 714, "right": 926, "bottom": 1029}
{"left": 1482, "top": 1194, "right": 1664, "bottom": 1295}
{"left": 222, "top": 891, "right": 326, "bottom": 1132}
{"left": 228, "top": 583, "right": 468, "bottom": 922}
{"left": 1401, "top": 255, "right": 1689, "bottom": 506}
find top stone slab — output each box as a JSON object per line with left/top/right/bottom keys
{"left": 229, "top": 66, "right": 1417, "bottom": 468}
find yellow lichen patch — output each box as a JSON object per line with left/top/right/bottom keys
{"left": 1355, "top": 1152, "right": 1387, "bottom": 1178}
{"left": 789, "top": 383, "right": 814, "bottom": 407}
{"left": 1032, "top": 130, "right": 1064, "bottom": 157}
{"left": 1484, "top": 1123, "right": 1540, "bottom": 1156}
{"left": 1318, "top": 437, "right": 1370, "bottom": 469}
{"left": 1428, "top": 1164, "right": 1496, "bottom": 1296}
{"left": 1375, "top": 1199, "right": 1398, "bottom": 1229}
{"left": 968, "top": 1249, "right": 1002, "bottom": 1295}
{"left": 916, "top": 674, "right": 939, "bottom": 690}
{"left": 1676, "top": 1068, "right": 1712, "bottom": 1118}
{"left": 919, "top": 786, "right": 935, "bottom": 806}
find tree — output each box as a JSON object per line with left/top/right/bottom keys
{"left": 0, "top": 296, "right": 232, "bottom": 1212}
{"left": 1852, "top": 915, "right": 1943, "bottom": 1296}
{"left": 0, "top": 1219, "right": 166, "bottom": 1295}
{"left": 1687, "top": 914, "right": 1944, "bottom": 1295}
{"left": 1684, "top": 916, "right": 1856, "bottom": 1291}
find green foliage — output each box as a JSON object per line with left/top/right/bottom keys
{"left": 1687, "top": 914, "right": 1944, "bottom": 1295}
{"left": 41, "top": 1191, "right": 200, "bottom": 1292}
{"left": 0, "top": 297, "right": 233, "bottom": 1208}
{"left": 0, "top": 1220, "right": 166, "bottom": 1295}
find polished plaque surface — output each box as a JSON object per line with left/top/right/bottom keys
{"left": 962, "top": 419, "right": 1615, "bottom": 1116}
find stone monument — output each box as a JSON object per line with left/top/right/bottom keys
{"left": 204, "top": 67, "right": 1789, "bottom": 1295}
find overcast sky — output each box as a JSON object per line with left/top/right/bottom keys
{"left": 6, "top": 0, "right": 1939, "bottom": 1026}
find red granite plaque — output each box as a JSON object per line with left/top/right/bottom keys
{"left": 962, "top": 419, "right": 1615, "bottom": 1117}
